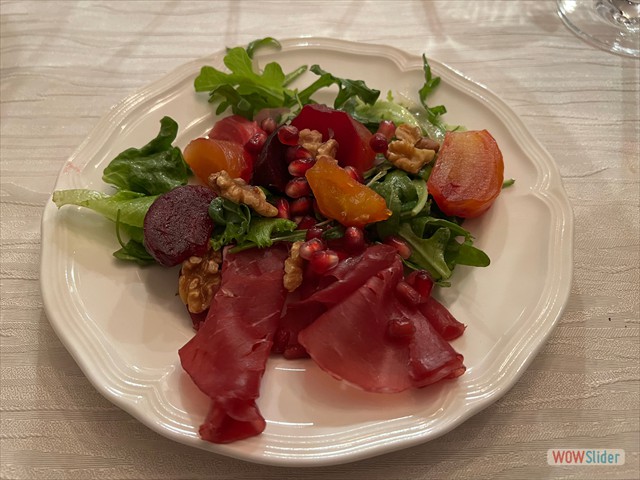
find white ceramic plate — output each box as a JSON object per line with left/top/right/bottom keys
{"left": 40, "top": 38, "right": 573, "bottom": 466}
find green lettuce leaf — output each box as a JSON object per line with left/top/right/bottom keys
{"left": 52, "top": 189, "right": 157, "bottom": 228}
{"left": 102, "top": 116, "right": 189, "bottom": 195}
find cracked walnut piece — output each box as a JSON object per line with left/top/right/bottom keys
{"left": 209, "top": 170, "right": 278, "bottom": 217}
{"left": 387, "top": 124, "right": 437, "bottom": 174}
{"left": 298, "top": 129, "right": 338, "bottom": 158}
{"left": 283, "top": 241, "right": 304, "bottom": 292}
{"left": 179, "top": 248, "right": 223, "bottom": 314}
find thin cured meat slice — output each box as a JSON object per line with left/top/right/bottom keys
{"left": 298, "top": 256, "right": 412, "bottom": 393}
{"left": 409, "top": 313, "right": 466, "bottom": 386}
{"left": 178, "top": 245, "right": 288, "bottom": 443}
{"left": 298, "top": 256, "right": 465, "bottom": 393}
{"left": 276, "top": 244, "right": 398, "bottom": 353}
{"left": 298, "top": 243, "right": 398, "bottom": 304}
{"left": 419, "top": 296, "right": 466, "bottom": 341}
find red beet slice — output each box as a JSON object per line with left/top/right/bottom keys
{"left": 290, "top": 104, "right": 376, "bottom": 173}
{"left": 143, "top": 185, "right": 216, "bottom": 267}
{"left": 251, "top": 126, "right": 291, "bottom": 192}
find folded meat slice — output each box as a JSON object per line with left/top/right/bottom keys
{"left": 277, "top": 244, "right": 398, "bottom": 353}
{"left": 178, "top": 245, "right": 288, "bottom": 443}
{"left": 298, "top": 256, "right": 465, "bottom": 393}
{"left": 419, "top": 296, "right": 466, "bottom": 341}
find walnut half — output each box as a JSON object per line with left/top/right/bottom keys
{"left": 209, "top": 170, "right": 278, "bottom": 217}
{"left": 178, "top": 248, "right": 222, "bottom": 314}
{"left": 386, "top": 124, "right": 437, "bottom": 174}
{"left": 283, "top": 241, "right": 304, "bottom": 292}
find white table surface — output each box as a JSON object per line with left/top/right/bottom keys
{"left": 1, "top": 1, "right": 638, "bottom": 479}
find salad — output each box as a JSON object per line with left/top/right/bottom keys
{"left": 52, "top": 38, "right": 506, "bottom": 444}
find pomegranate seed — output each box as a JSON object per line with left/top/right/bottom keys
{"left": 387, "top": 318, "right": 415, "bottom": 341}
{"left": 384, "top": 235, "right": 412, "bottom": 259}
{"left": 306, "top": 226, "right": 324, "bottom": 241}
{"left": 285, "top": 177, "right": 311, "bottom": 199}
{"left": 277, "top": 125, "right": 299, "bottom": 146}
{"left": 396, "top": 280, "right": 421, "bottom": 307}
{"left": 406, "top": 270, "right": 434, "bottom": 301}
{"left": 260, "top": 117, "right": 277, "bottom": 135}
{"left": 288, "top": 157, "right": 317, "bottom": 177}
{"left": 309, "top": 249, "right": 339, "bottom": 274}
{"left": 271, "top": 328, "right": 291, "bottom": 354}
{"left": 244, "top": 131, "right": 267, "bottom": 154}
{"left": 299, "top": 238, "right": 325, "bottom": 260}
{"left": 289, "top": 196, "right": 312, "bottom": 216}
{"left": 296, "top": 215, "right": 317, "bottom": 230}
{"left": 283, "top": 344, "right": 309, "bottom": 360}
{"left": 369, "top": 132, "right": 389, "bottom": 154}
{"left": 343, "top": 226, "right": 365, "bottom": 253}
{"left": 274, "top": 198, "right": 290, "bottom": 219}
{"left": 344, "top": 165, "right": 364, "bottom": 183}
{"left": 285, "top": 146, "right": 313, "bottom": 164}
{"left": 376, "top": 120, "right": 396, "bottom": 140}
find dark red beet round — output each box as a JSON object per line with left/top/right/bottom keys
{"left": 143, "top": 185, "right": 216, "bottom": 267}
{"left": 251, "top": 126, "right": 291, "bottom": 192}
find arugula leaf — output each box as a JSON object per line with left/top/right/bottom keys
{"left": 102, "top": 117, "right": 189, "bottom": 196}
{"left": 298, "top": 65, "right": 380, "bottom": 109}
{"left": 417, "top": 55, "right": 447, "bottom": 140}
{"left": 194, "top": 43, "right": 303, "bottom": 119}
{"left": 245, "top": 37, "right": 281, "bottom": 59}
{"left": 446, "top": 240, "right": 490, "bottom": 268}
{"left": 52, "top": 189, "right": 157, "bottom": 228}
{"left": 398, "top": 223, "right": 452, "bottom": 281}
{"left": 208, "top": 197, "right": 251, "bottom": 250}
{"left": 245, "top": 218, "right": 298, "bottom": 246}
{"left": 370, "top": 170, "right": 418, "bottom": 239}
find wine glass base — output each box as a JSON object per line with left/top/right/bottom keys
{"left": 557, "top": 0, "right": 640, "bottom": 58}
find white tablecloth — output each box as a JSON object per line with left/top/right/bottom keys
{"left": 1, "top": 1, "right": 638, "bottom": 478}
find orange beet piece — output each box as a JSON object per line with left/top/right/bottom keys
{"left": 305, "top": 156, "right": 391, "bottom": 228}
{"left": 427, "top": 130, "right": 504, "bottom": 218}
{"left": 183, "top": 137, "right": 252, "bottom": 183}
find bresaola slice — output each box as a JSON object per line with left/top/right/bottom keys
{"left": 419, "top": 296, "right": 466, "bottom": 341}
{"left": 298, "top": 255, "right": 465, "bottom": 393}
{"left": 178, "top": 245, "right": 288, "bottom": 443}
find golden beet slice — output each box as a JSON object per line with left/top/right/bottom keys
{"left": 427, "top": 130, "right": 504, "bottom": 218}
{"left": 305, "top": 156, "right": 391, "bottom": 228}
